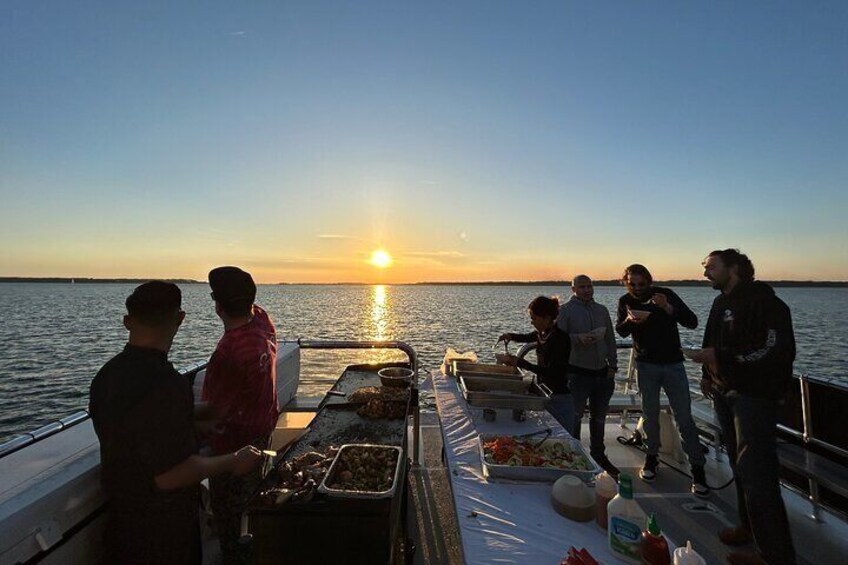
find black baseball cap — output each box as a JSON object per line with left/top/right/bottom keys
{"left": 208, "top": 266, "right": 256, "bottom": 305}
{"left": 126, "top": 281, "right": 182, "bottom": 326}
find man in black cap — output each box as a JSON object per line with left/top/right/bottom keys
{"left": 202, "top": 267, "right": 279, "bottom": 564}
{"left": 89, "top": 281, "right": 262, "bottom": 564}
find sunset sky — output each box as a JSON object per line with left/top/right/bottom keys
{"left": 2, "top": 2, "right": 847, "bottom": 283}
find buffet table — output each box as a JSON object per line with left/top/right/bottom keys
{"left": 431, "top": 370, "right": 616, "bottom": 564}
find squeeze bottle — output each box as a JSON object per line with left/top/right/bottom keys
{"left": 672, "top": 541, "right": 706, "bottom": 565}
{"left": 640, "top": 513, "right": 671, "bottom": 565}
{"left": 594, "top": 471, "right": 617, "bottom": 529}
{"left": 608, "top": 473, "right": 646, "bottom": 564}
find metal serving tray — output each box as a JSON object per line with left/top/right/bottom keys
{"left": 451, "top": 361, "right": 524, "bottom": 380}
{"left": 317, "top": 444, "right": 404, "bottom": 500}
{"left": 458, "top": 375, "right": 551, "bottom": 411}
{"left": 478, "top": 434, "right": 601, "bottom": 483}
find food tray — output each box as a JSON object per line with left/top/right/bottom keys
{"left": 478, "top": 434, "right": 601, "bottom": 483}
{"left": 451, "top": 361, "right": 523, "bottom": 380}
{"left": 459, "top": 374, "right": 533, "bottom": 393}
{"left": 458, "top": 375, "right": 550, "bottom": 411}
{"left": 318, "top": 444, "right": 404, "bottom": 500}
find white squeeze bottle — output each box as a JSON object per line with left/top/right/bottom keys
{"left": 594, "top": 471, "right": 618, "bottom": 529}
{"left": 608, "top": 473, "right": 646, "bottom": 563}
{"left": 673, "top": 541, "right": 706, "bottom": 565}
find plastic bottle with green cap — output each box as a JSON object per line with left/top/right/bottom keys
{"left": 607, "top": 473, "right": 646, "bottom": 563}
{"left": 641, "top": 513, "right": 671, "bottom": 564}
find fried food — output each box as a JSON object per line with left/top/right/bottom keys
{"left": 325, "top": 446, "right": 400, "bottom": 493}
{"left": 348, "top": 385, "right": 409, "bottom": 404}
{"left": 357, "top": 398, "right": 407, "bottom": 420}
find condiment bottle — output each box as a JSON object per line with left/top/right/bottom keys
{"left": 608, "top": 473, "right": 646, "bottom": 564}
{"left": 641, "top": 513, "right": 670, "bottom": 565}
{"left": 594, "top": 471, "right": 617, "bottom": 529}
{"left": 672, "top": 541, "right": 706, "bottom": 565}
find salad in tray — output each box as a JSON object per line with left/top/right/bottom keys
{"left": 482, "top": 436, "right": 591, "bottom": 469}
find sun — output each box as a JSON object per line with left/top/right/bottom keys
{"left": 369, "top": 249, "right": 393, "bottom": 269}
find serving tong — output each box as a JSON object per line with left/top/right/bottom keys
{"left": 516, "top": 427, "right": 553, "bottom": 448}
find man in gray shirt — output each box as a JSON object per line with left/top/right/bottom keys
{"left": 557, "top": 274, "right": 620, "bottom": 477}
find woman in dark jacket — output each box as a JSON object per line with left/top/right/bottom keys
{"left": 498, "top": 296, "right": 575, "bottom": 434}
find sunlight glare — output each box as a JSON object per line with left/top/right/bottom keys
{"left": 369, "top": 249, "right": 393, "bottom": 269}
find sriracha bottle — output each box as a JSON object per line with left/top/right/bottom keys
{"left": 641, "top": 513, "right": 671, "bottom": 565}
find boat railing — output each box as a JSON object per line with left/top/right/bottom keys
{"left": 0, "top": 361, "right": 209, "bottom": 459}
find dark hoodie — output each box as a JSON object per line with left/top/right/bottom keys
{"left": 701, "top": 280, "right": 795, "bottom": 399}
{"left": 509, "top": 326, "right": 571, "bottom": 394}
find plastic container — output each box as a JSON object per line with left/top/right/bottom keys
{"left": 594, "top": 471, "right": 617, "bottom": 529}
{"left": 377, "top": 367, "right": 414, "bottom": 388}
{"left": 608, "top": 474, "right": 646, "bottom": 564}
{"left": 672, "top": 541, "right": 706, "bottom": 565}
{"left": 551, "top": 475, "right": 596, "bottom": 522}
{"left": 641, "top": 514, "right": 671, "bottom": 565}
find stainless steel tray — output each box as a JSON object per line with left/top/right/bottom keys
{"left": 317, "top": 444, "right": 403, "bottom": 499}
{"left": 459, "top": 374, "right": 533, "bottom": 393}
{"left": 458, "top": 375, "right": 550, "bottom": 410}
{"left": 451, "top": 361, "right": 524, "bottom": 380}
{"left": 478, "top": 434, "right": 601, "bottom": 483}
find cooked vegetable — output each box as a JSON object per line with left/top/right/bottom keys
{"left": 482, "top": 436, "right": 590, "bottom": 469}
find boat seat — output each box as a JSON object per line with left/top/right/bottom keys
{"left": 776, "top": 442, "right": 848, "bottom": 499}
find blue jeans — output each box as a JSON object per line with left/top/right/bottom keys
{"left": 547, "top": 393, "right": 576, "bottom": 436}
{"left": 714, "top": 391, "right": 796, "bottom": 565}
{"left": 568, "top": 372, "right": 615, "bottom": 458}
{"left": 636, "top": 361, "right": 705, "bottom": 466}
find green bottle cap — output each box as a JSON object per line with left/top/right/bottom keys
{"left": 618, "top": 473, "right": 633, "bottom": 499}
{"left": 647, "top": 513, "right": 661, "bottom": 536}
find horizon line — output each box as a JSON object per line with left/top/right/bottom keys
{"left": 1, "top": 277, "right": 847, "bottom": 287}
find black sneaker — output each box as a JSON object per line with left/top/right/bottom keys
{"left": 691, "top": 465, "right": 710, "bottom": 498}
{"left": 592, "top": 454, "right": 620, "bottom": 479}
{"left": 639, "top": 454, "right": 658, "bottom": 482}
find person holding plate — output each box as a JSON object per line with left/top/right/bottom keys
{"left": 497, "top": 296, "right": 574, "bottom": 434}
{"left": 615, "top": 264, "right": 708, "bottom": 497}
{"left": 556, "top": 274, "right": 620, "bottom": 477}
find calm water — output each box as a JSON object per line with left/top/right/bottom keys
{"left": 1, "top": 283, "right": 846, "bottom": 443}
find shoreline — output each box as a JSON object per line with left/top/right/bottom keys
{"left": 1, "top": 277, "right": 847, "bottom": 288}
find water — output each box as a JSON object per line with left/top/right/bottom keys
{"left": 1, "top": 283, "right": 846, "bottom": 443}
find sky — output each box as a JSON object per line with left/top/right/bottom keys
{"left": 2, "top": 1, "right": 847, "bottom": 283}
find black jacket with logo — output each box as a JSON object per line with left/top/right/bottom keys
{"left": 701, "top": 281, "right": 795, "bottom": 399}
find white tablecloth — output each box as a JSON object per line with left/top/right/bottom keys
{"left": 431, "top": 370, "right": 617, "bottom": 565}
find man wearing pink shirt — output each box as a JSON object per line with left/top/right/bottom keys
{"left": 202, "top": 266, "right": 278, "bottom": 564}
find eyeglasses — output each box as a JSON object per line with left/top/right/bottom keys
{"left": 626, "top": 281, "right": 648, "bottom": 289}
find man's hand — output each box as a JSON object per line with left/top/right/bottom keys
{"left": 700, "top": 377, "right": 715, "bottom": 400}
{"left": 626, "top": 308, "right": 648, "bottom": 324}
{"left": 497, "top": 333, "right": 513, "bottom": 343}
{"left": 691, "top": 347, "right": 718, "bottom": 376}
{"left": 231, "top": 445, "right": 263, "bottom": 476}
{"left": 651, "top": 293, "right": 674, "bottom": 315}
{"left": 690, "top": 347, "right": 716, "bottom": 365}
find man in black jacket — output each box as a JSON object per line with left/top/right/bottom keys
{"left": 692, "top": 249, "right": 796, "bottom": 565}
{"left": 616, "top": 264, "right": 708, "bottom": 497}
